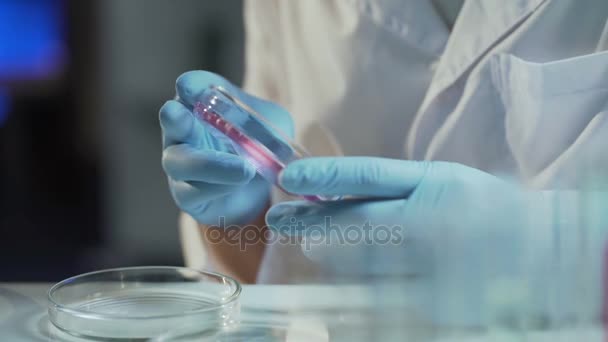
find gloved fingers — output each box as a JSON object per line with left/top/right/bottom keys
{"left": 279, "top": 157, "right": 432, "bottom": 198}
{"left": 175, "top": 71, "right": 294, "bottom": 136}
{"left": 159, "top": 100, "right": 206, "bottom": 148}
{"left": 169, "top": 179, "right": 239, "bottom": 213}
{"left": 163, "top": 144, "right": 256, "bottom": 184}
{"left": 265, "top": 198, "right": 408, "bottom": 236}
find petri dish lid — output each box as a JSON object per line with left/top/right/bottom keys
{"left": 47, "top": 266, "right": 241, "bottom": 340}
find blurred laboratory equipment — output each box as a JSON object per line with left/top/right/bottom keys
{"left": 0, "top": 0, "right": 245, "bottom": 281}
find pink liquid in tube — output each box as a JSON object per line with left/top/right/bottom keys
{"left": 194, "top": 102, "right": 325, "bottom": 201}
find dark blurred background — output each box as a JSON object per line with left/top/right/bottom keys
{"left": 0, "top": 0, "right": 244, "bottom": 281}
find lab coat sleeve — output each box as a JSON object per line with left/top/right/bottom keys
{"left": 179, "top": 212, "right": 208, "bottom": 270}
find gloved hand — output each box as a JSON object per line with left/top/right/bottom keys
{"left": 160, "top": 71, "right": 293, "bottom": 225}
{"left": 266, "top": 157, "right": 605, "bottom": 327}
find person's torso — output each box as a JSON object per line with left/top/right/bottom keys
{"left": 243, "top": 0, "right": 608, "bottom": 283}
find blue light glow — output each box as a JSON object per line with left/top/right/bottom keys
{"left": 0, "top": 0, "right": 66, "bottom": 80}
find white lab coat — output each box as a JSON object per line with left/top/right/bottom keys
{"left": 181, "top": 0, "right": 608, "bottom": 285}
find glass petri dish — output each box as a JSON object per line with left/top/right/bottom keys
{"left": 47, "top": 266, "right": 241, "bottom": 340}
{"left": 193, "top": 85, "right": 339, "bottom": 202}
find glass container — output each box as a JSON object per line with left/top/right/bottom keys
{"left": 47, "top": 266, "right": 240, "bottom": 340}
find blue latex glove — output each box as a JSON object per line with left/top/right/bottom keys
{"left": 266, "top": 157, "right": 607, "bottom": 326}
{"left": 160, "top": 71, "right": 293, "bottom": 225}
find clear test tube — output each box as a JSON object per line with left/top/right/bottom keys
{"left": 193, "top": 85, "right": 339, "bottom": 202}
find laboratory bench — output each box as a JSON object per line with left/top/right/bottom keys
{"left": 0, "top": 283, "right": 602, "bottom": 341}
